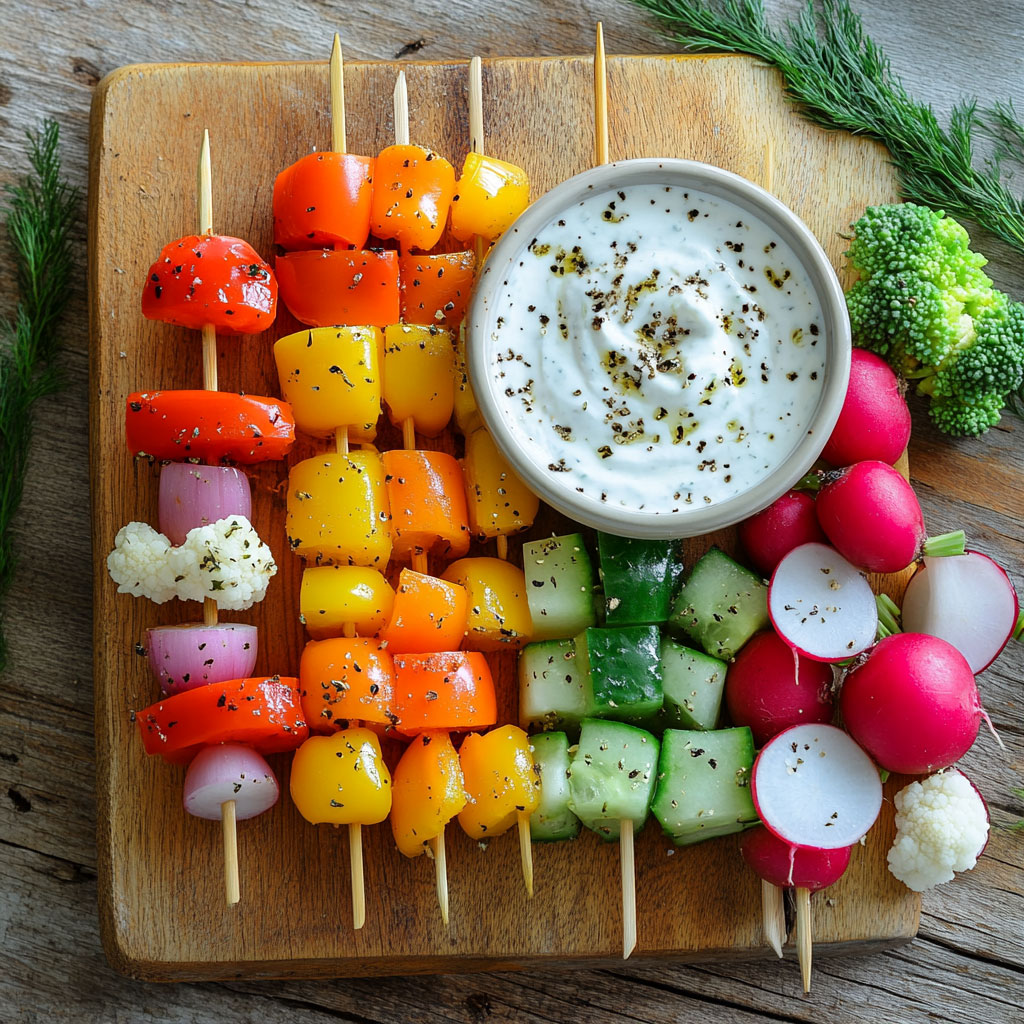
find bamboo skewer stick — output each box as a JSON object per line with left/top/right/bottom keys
{"left": 761, "top": 879, "right": 786, "bottom": 958}
{"left": 328, "top": 38, "right": 368, "bottom": 930}
{"left": 429, "top": 833, "right": 450, "bottom": 927}
{"left": 796, "top": 887, "right": 812, "bottom": 993}
{"left": 592, "top": 22, "right": 637, "bottom": 958}
{"left": 197, "top": 131, "right": 238, "bottom": 904}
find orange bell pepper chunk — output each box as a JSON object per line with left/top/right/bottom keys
{"left": 273, "top": 152, "right": 374, "bottom": 250}
{"left": 390, "top": 731, "right": 467, "bottom": 857}
{"left": 275, "top": 250, "right": 399, "bottom": 328}
{"left": 398, "top": 251, "right": 475, "bottom": 328}
{"left": 299, "top": 638, "right": 396, "bottom": 732}
{"left": 457, "top": 725, "right": 541, "bottom": 839}
{"left": 391, "top": 651, "right": 496, "bottom": 736}
{"left": 290, "top": 728, "right": 392, "bottom": 826}
{"left": 382, "top": 449, "right": 470, "bottom": 562}
{"left": 377, "top": 568, "right": 468, "bottom": 654}
{"left": 369, "top": 144, "right": 456, "bottom": 252}
{"left": 136, "top": 675, "right": 308, "bottom": 765}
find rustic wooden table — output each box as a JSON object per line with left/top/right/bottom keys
{"left": 1, "top": 1, "right": 1021, "bottom": 1021}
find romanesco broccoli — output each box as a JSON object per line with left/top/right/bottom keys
{"left": 846, "top": 203, "right": 1024, "bottom": 435}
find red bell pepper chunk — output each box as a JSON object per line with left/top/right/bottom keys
{"left": 136, "top": 675, "right": 308, "bottom": 765}
{"left": 141, "top": 234, "right": 277, "bottom": 335}
{"left": 125, "top": 390, "right": 295, "bottom": 464}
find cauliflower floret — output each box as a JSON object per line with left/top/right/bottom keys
{"left": 887, "top": 769, "right": 989, "bottom": 892}
{"left": 178, "top": 515, "right": 277, "bottom": 611}
{"left": 106, "top": 522, "right": 179, "bottom": 603}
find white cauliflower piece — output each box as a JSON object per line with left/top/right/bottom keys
{"left": 106, "top": 522, "right": 179, "bottom": 603}
{"left": 887, "top": 769, "right": 989, "bottom": 892}
{"left": 178, "top": 515, "right": 277, "bottom": 611}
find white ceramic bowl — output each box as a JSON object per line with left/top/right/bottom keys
{"left": 466, "top": 158, "right": 850, "bottom": 538}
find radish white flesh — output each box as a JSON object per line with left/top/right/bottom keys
{"left": 752, "top": 724, "right": 882, "bottom": 850}
{"left": 183, "top": 743, "right": 279, "bottom": 821}
{"left": 768, "top": 543, "right": 878, "bottom": 662}
{"left": 147, "top": 622, "right": 258, "bottom": 695}
{"left": 902, "top": 552, "right": 1019, "bottom": 673}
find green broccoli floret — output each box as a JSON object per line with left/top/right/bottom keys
{"left": 846, "top": 203, "right": 1024, "bottom": 436}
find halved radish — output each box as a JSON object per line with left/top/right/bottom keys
{"left": 740, "top": 825, "right": 853, "bottom": 890}
{"left": 768, "top": 543, "right": 878, "bottom": 662}
{"left": 902, "top": 551, "right": 1019, "bottom": 673}
{"left": 751, "top": 723, "right": 882, "bottom": 850}
{"left": 182, "top": 743, "right": 279, "bottom": 821}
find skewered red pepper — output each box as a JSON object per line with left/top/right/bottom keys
{"left": 141, "top": 234, "right": 277, "bottom": 334}
{"left": 273, "top": 152, "right": 374, "bottom": 251}
{"left": 392, "top": 651, "right": 496, "bottom": 736}
{"left": 125, "top": 390, "right": 295, "bottom": 464}
{"left": 369, "top": 145, "right": 456, "bottom": 251}
{"left": 136, "top": 675, "right": 308, "bottom": 765}
{"left": 275, "top": 250, "right": 400, "bottom": 328}
{"left": 398, "top": 252, "right": 475, "bottom": 328}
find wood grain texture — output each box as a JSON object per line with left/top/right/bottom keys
{"left": 89, "top": 54, "right": 915, "bottom": 982}
{"left": 3, "top": 0, "right": 1023, "bottom": 1020}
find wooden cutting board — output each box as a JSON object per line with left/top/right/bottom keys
{"left": 88, "top": 53, "right": 916, "bottom": 982}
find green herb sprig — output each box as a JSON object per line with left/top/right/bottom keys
{"left": 630, "top": 0, "right": 1024, "bottom": 256}
{"left": 0, "top": 120, "right": 79, "bottom": 672}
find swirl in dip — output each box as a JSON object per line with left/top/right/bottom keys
{"left": 478, "top": 180, "right": 829, "bottom": 521}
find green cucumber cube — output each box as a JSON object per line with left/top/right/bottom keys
{"left": 518, "top": 639, "right": 587, "bottom": 734}
{"left": 669, "top": 547, "right": 768, "bottom": 660}
{"left": 598, "top": 533, "right": 684, "bottom": 626}
{"left": 651, "top": 727, "right": 758, "bottom": 845}
{"left": 523, "top": 533, "right": 598, "bottom": 641}
{"left": 528, "top": 731, "right": 581, "bottom": 842}
{"left": 576, "top": 625, "right": 663, "bottom": 725}
{"left": 659, "top": 640, "right": 728, "bottom": 731}
{"left": 567, "top": 718, "right": 660, "bottom": 841}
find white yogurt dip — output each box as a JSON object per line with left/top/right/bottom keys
{"left": 480, "top": 181, "right": 828, "bottom": 518}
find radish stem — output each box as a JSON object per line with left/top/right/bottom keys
{"left": 1013, "top": 612, "right": 1024, "bottom": 643}
{"left": 792, "top": 471, "right": 822, "bottom": 492}
{"left": 921, "top": 530, "right": 966, "bottom": 558}
{"left": 875, "top": 593, "right": 902, "bottom": 638}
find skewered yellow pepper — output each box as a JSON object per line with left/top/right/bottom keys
{"left": 286, "top": 452, "right": 391, "bottom": 566}
{"left": 457, "top": 725, "right": 540, "bottom": 839}
{"left": 273, "top": 326, "right": 382, "bottom": 441}
{"left": 290, "top": 728, "right": 392, "bottom": 826}
{"left": 453, "top": 326, "right": 484, "bottom": 436}
{"left": 441, "top": 556, "right": 533, "bottom": 651}
{"left": 390, "top": 731, "right": 467, "bottom": 857}
{"left": 382, "top": 323, "right": 456, "bottom": 437}
{"left": 300, "top": 566, "right": 395, "bottom": 639}
{"left": 450, "top": 153, "right": 530, "bottom": 244}
{"left": 462, "top": 427, "right": 539, "bottom": 540}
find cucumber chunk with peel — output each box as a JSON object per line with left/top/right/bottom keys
{"left": 528, "top": 731, "right": 581, "bottom": 842}
{"left": 659, "top": 640, "right": 727, "bottom": 730}
{"left": 518, "top": 638, "right": 587, "bottom": 734}
{"left": 576, "top": 625, "right": 663, "bottom": 725}
{"left": 523, "top": 533, "right": 598, "bottom": 642}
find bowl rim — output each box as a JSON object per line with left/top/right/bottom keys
{"left": 465, "top": 157, "right": 851, "bottom": 539}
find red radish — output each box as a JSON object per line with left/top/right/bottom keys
{"left": 815, "top": 461, "right": 964, "bottom": 574}
{"left": 159, "top": 463, "right": 252, "bottom": 546}
{"left": 901, "top": 551, "right": 1020, "bottom": 673}
{"left": 751, "top": 723, "right": 883, "bottom": 849}
{"left": 740, "top": 825, "right": 853, "bottom": 890}
{"left": 725, "top": 630, "right": 834, "bottom": 746}
{"left": 839, "top": 633, "right": 981, "bottom": 774}
{"left": 738, "top": 490, "right": 827, "bottom": 575}
{"left": 821, "top": 349, "right": 911, "bottom": 467}
{"left": 768, "top": 543, "right": 878, "bottom": 662}
{"left": 183, "top": 743, "right": 279, "bottom": 820}
{"left": 147, "top": 622, "right": 258, "bottom": 695}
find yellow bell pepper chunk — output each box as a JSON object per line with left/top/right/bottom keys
{"left": 382, "top": 323, "right": 455, "bottom": 437}
{"left": 390, "top": 731, "right": 467, "bottom": 858}
{"left": 450, "top": 152, "right": 530, "bottom": 244}
{"left": 441, "top": 556, "right": 533, "bottom": 651}
{"left": 299, "top": 566, "right": 395, "bottom": 639}
{"left": 453, "top": 325, "right": 483, "bottom": 436}
{"left": 286, "top": 451, "right": 391, "bottom": 566}
{"left": 462, "top": 427, "right": 539, "bottom": 540}
{"left": 274, "top": 326, "right": 382, "bottom": 441}
{"left": 289, "top": 728, "right": 392, "bottom": 826}
{"left": 457, "top": 725, "right": 540, "bottom": 839}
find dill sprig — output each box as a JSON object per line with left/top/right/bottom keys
{"left": 0, "top": 120, "right": 79, "bottom": 672}
{"left": 630, "top": 0, "right": 1024, "bottom": 255}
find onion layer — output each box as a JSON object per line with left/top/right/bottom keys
{"left": 159, "top": 463, "right": 251, "bottom": 545}
{"left": 183, "top": 743, "right": 279, "bottom": 821}
{"left": 146, "top": 622, "right": 258, "bottom": 694}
